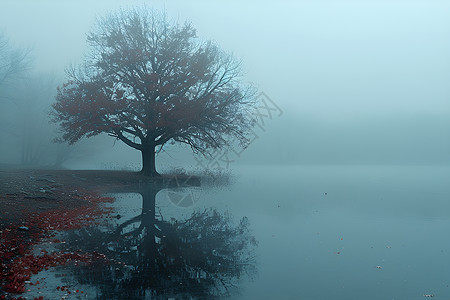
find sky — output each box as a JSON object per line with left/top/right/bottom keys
{"left": 1, "top": 0, "right": 450, "bottom": 167}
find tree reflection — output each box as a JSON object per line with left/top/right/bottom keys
{"left": 64, "top": 183, "right": 257, "bottom": 299}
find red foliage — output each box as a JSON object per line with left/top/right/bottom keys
{"left": 50, "top": 10, "right": 254, "bottom": 172}
{"left": 52, "top": 80, "right": 129, "bottom": 144}
{"left": 0, "top": 193, "right": 114, "bottom": 297}
{"left": 30, "top": 195, "right": 114, "bottom": 231}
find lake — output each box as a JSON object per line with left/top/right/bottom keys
{"left": 22, "top": 165, "right": 450, "bottom": 299}
{"left": 225, "top": 165, "right": 450, "bottom": 300}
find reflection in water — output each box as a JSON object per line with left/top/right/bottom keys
{"left": 64, "top": 182, "right": 257, "bottom": 299}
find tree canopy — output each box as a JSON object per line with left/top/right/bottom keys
{"left": 52, "top": 8, "right": 255, "bottom": 176}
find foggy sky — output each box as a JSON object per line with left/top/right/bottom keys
{"left": 1, "top": 0, "right": 450, "bottom": 168}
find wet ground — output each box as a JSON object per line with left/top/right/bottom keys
{"left": 0, "top": 169, "right": 208, "bottom": 299}
{"left": 2, "top": 165, "right": 450, "bottom": 299}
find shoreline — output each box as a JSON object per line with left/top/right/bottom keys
{"left": 0, "top": 168, "right": 200, "bottom": 226}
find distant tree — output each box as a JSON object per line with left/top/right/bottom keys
{"left": 0, "top": 71, "right": 96, "bottom": 167}
{"left": 0, "top": 33, "right": 30, "bottom": 98}
{"left": 51, "top": 8, "right": 255, "bottom": 176}
{"left": 14, "top": 75, "right": 56, "bottom": 165}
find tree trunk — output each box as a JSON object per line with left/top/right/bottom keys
{"left": 141, "top": 146, "right": 159, "bottom": 177}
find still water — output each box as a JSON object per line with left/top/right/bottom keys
{"left": 28, "top": 165, "right": 450, "bottom": 299}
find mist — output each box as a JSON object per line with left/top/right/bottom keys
{"left": 1, "top": 0, "right": 449, "bottom": 169}
{"left": 2, "top": 1, "right": 450, "bottom": 299}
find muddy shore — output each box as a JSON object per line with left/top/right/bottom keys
{"left": 0, "top": 168, "right": 198, "bottom": 226}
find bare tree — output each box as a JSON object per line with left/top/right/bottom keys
{"left": 16, "top": 75, "right": 56, "bottom": 165}
{"left": 0, "top": 33, "right": 31, "bottom": 98}
{"left": 0, "top": 73, "right": 82, "bottom": 167}
{"left": 51, "top": 8, "right": 256, "bottom": 176}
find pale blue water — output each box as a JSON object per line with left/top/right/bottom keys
{"left": 23, "top": 165, "right": 450, "bottom": 299}
{"left": 228, "top": 165, "right": 450, "bottom": 300}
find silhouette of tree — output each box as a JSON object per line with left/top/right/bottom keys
{"left": 51, "top": 8, "right": 256, "bottom": 176}
{"left": 0, "top": 33, "right": 30, "bottom": 98}
{"left": 12, "top": 75, "right": 57, "bottom": 165}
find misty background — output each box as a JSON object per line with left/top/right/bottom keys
{"left": 1, "top": 0, "right": 449, "bottom": 170}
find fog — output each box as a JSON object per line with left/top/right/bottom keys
{"left": 1, "top": 0, "right": 450, "bottom": 169}
{"left": 3, "top": 2, "right": 450, "bottom": 299}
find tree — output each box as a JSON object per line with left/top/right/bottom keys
{"left": 0, "top": 33, "right": 30, "bottom": 99}
{"left": 51, "top": 8, "right": 255, "bottom": 176}
{"left": 13, "top": 75, "right": 56, "bottom": 165}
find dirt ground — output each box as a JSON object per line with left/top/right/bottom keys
{"left": 0, "top": 167, "right": 226, "bottom": 298}
{"left": 0, "top": 167, "right": 180, "bottom": 227}
{"left": 0, "top": 167, "right": 171, "bottom": 297}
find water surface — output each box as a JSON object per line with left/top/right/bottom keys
{"left": 24, "top": 165, "right": 450, "bottom": 299}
